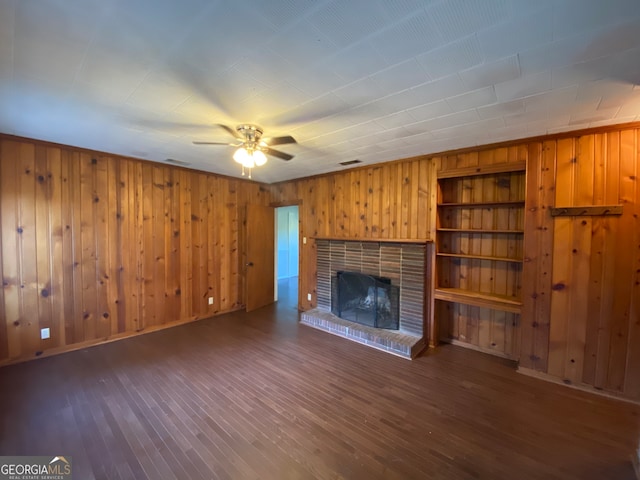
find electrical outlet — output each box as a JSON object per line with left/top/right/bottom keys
{"left": 307, "top": 293, "right": 312, "bottom": 301}
{"left": 208, "top": 297, "right": 214, "bottom": 305}
{"left": 40, "top": 328, "right": 50, "bottom": 340}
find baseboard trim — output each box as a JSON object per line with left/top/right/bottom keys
{"left": 439, "top": 338, "right": 513, "bottom": 360}
{"left": 0, "top": 307, "right": 242, "bottom": 368}
{"left": 517, "top": 367, "right": 640, "bottom": 406}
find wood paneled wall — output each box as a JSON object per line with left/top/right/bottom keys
{"left": 272, "top": 124, "right": 640, "bottom": 401}
{"left": 522, "top": 129, "right": 640, "bottom": 400}
{"left": 0, "top": 136, "right": 270, "bottom": 363}
{"left": 2, "top": 123, "right": 638, "bottom": 401}
{"left": 270, "top": 158, "right": 436, "bottom": 310}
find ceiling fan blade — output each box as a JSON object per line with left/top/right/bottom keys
{"left": 265, "top": 135, "right": 296, "bottom": 146}
{"left": 192, "top": 141, "right": 233, "bottom": 146}
{"left": 216, "top": 123, "right": 242, "bottom": 138}
{"left": 264, "top": 147, "right": 294, "bottom": 161}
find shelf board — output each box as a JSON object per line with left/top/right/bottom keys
{"left": 437, "top": 160, "right": 526, "bottom": 179}
{"left": 434, "top": 288, "right": 522, "bottom": 314}
{"left": 436, "top": 253, "right": 523, "bottom": 263}
{"left": 438, "top": 200, "right": 524, "bottom": 208}
{"left": 437, "top": 228, "right": 524, "bottom": 234}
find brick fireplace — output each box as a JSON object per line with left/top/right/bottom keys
{"left": 300, "top": 238, "right": 433, "bottom": 359}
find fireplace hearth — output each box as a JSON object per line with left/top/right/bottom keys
{"left": 332, "top": 271, "right": 399, "bottom": 330}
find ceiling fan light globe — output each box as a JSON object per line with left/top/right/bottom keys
{"left": 233, "top": 147, "right": 249, "bottom": 165}
{"left": 253, "top": 150, "right": 267, "bottom": 166}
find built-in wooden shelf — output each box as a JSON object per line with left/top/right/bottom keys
{"left": 436, "top": 253, "right": 523, "bottom": 263}
{"left": 434, "top": 288, "right": 522, "bottom": 314}
{"left": 437, "top": 228, "right": 524, "bottom": 234}
{"left": 437, "top": 160, "right": 526, "bottom": 179}
{"left": 438, "top": 200, "right": 525, "bottom": 208}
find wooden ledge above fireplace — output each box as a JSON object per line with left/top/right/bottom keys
{"left": 312, "top": 236, "right": 433, "bottom": 244}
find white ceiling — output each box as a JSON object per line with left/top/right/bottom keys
{"left": 1, "top": 0, "right": 639, "bottom": 183}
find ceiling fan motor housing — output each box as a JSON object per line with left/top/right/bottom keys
{"left": 237, "top": 124, "right": 264, "bottom": 149}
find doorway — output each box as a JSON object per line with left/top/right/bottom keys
{"left": 275, "top": 205, "right": 299, "bottom": 310}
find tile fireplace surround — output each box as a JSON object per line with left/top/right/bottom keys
{"left": 300, "top": 238, "right": 432, "bottom": 359}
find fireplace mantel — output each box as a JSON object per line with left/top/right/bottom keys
{"left": 312, "top": 236, "right": 433, "bottom": 245}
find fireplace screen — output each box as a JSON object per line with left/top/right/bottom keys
{"left": 331, "top": 271, "right": 399, "bottom": 330}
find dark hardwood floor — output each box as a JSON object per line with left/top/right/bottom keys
{"left": 0, "top": 282, "right": 638, "bottom": 479}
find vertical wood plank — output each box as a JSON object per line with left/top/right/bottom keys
{"left": 94, "top": 156, "right": 110, "bottom": 337}
{"left": 417, "top": 159, "right": 429, "bottom": 240}
{"left": 1, "top": 141, "right": 21, "bottom": 358}
{"left": 400, "top": 162, "right": 410, "bottom": 239}
{"left": 548, "top": 137, "right": 575, "bottom": 378}
{"left": 34, "top": 145, "right": 53, "bottom": 351}
{"left": 624, "top": 130, "right": 640, "bottom": 397}
{"left": 19, "top": 142, "right": 40, "bottom": 354}
{"left": 179, "top": 170, "right": 193, "bottom": 319}
{"left": 583, "top": 134, "right": 606, "bottom": 385}
{"left": 563, "top": 136, "right": 594, "bottom": 383}
{"left": 409, "top": 160, "right": 420, "bottom": 239}
{"left": 47, "top": 147, "right": 65, "bottom": 348}
{"left": 606, "top": 129, "right": 636, "bottom": 392}
{"left": 371, "top": 167, "right": 381, "bottom": 238}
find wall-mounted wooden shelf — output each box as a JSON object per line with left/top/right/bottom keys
{"left": 438, "top": 200, "right": 525, "bottom": 208}
{"left": 437, "top": 228, "right": 524, "bottom": 234}
{"left": 550, "top": 205, "right": 623, "bottom": 217}
{"left": 437, "top": 160, "right": 526, "bottom": 179}
{"left": 436, "top": 253, "right": 523, "bottom": 263}
{"left": 434, "top": 288, "right": 522, "bottom": 314}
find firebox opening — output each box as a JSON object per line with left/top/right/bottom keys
{"left": 331, "top": 271, "right": 399, "bottom": 330}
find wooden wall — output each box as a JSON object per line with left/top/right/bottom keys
{"left": 2, "top": 123, "right": 638, "bottom": 401}
{"left": 270, "top": 158, "right": 436, "bottom": 310}
{"left": 272, "top": 124, "right": 640, "bottom": 402}
{"left": 521, "top": 129, "right": 640, "bottom": 400}
{"left": 0, "top": 136, "right": 270, "bottom": 363}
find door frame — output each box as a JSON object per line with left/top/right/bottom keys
{"left": 271, "top": 200, "right": 302, "bottom": 310}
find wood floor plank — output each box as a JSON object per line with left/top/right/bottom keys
{"left": 0, "top": 285, "right": 638, "bottom": 480}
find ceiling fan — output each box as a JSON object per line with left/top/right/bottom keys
{"left": 193, "top": 124, "right": 296, "bottom": 178}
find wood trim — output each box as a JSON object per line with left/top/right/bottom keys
{"left": 440, "top": 338, "right": 514, "bottom": 359}
{"left": 437, "top": 160, "right": 526, "bottom": 178}
{"left": 270, "top": 200, "right": 302, "bottom": 207}
{"left": 517, "top": 366, "right": 640, "bottom": 407}
{"left": 0, "top": 307, "right": 242, "bottom": 367}
{"left": 312, "top": 236, "right": 433, "bottom": 244}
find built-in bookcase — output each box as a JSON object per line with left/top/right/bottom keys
{"left": 435, "top": 162, "right": 525, "bottom": 358}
